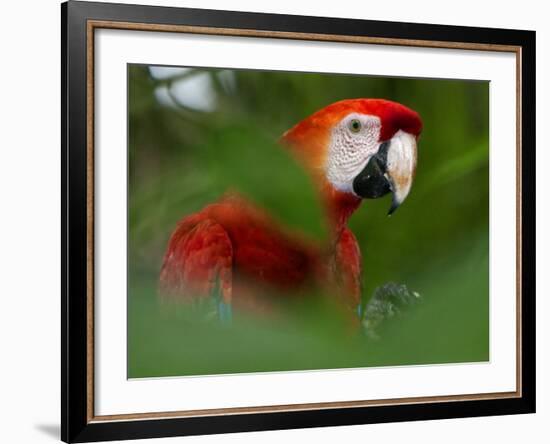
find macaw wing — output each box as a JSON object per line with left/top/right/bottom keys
{"left": 159, "top": 217, "right": 233, "bottom": 320}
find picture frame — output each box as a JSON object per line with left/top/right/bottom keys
{"left": 61, "top": 1, "right": 536, "bottom": 442}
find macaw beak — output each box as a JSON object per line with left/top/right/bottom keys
{"left": 352, "top": 130, "right": 417, "bottom": 215}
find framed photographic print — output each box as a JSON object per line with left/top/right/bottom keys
{"left": 61, "top": 1, "right": 536, "bottom": 442}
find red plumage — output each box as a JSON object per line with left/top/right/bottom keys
{"left": 159, "top": 99, "right": 422, "bottom": 320}
{"left": 160, "top": 195, "right": 322, "bottom": 312}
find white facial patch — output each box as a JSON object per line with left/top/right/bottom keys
{"left": 325, "top": 113, "right": 381, "bottom": 193}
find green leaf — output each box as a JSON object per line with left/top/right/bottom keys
{"left": 195, "top": 124, "right": 327, "bottom": 240}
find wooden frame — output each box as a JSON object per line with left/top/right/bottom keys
{"left": 62, "top": 1, "right": 536, "bottom": 442}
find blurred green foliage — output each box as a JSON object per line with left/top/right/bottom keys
{"left": 128, "top": 65, "right": 489, "bottom": 378}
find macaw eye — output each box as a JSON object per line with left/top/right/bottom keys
{"left": 349, "top": 119, "right": 362, "bottom": 133}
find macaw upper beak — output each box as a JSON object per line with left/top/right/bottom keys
{"left": 352, "top": 130, "right": 417, "bottom": 215}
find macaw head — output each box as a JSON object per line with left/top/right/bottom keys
{"left": 281, "top": 99, "right": 422, "bottom": 217}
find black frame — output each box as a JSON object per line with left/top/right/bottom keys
{"left": 62, "top": 1, "right": 536, "bottom": 442}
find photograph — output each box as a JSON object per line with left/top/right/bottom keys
{"left": 59, "top": 2, "right": 536, "bottom": 441}
{"left": 127, "top": 64, "right": 490, "bottom": 379}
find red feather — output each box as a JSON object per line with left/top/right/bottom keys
{"left": 160, "top": 194, "right": 330, "bottom": 313}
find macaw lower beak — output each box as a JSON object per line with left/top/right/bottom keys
{"left": 352, "top": 130, "right": 417, "bottom": 215}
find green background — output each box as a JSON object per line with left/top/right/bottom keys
{"left": 128, "top": 65, "right": 489, "bottom": 378}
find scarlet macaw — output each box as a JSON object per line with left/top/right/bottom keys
{"left": 159, "top": 99, "right": 422, "bottom": 323}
